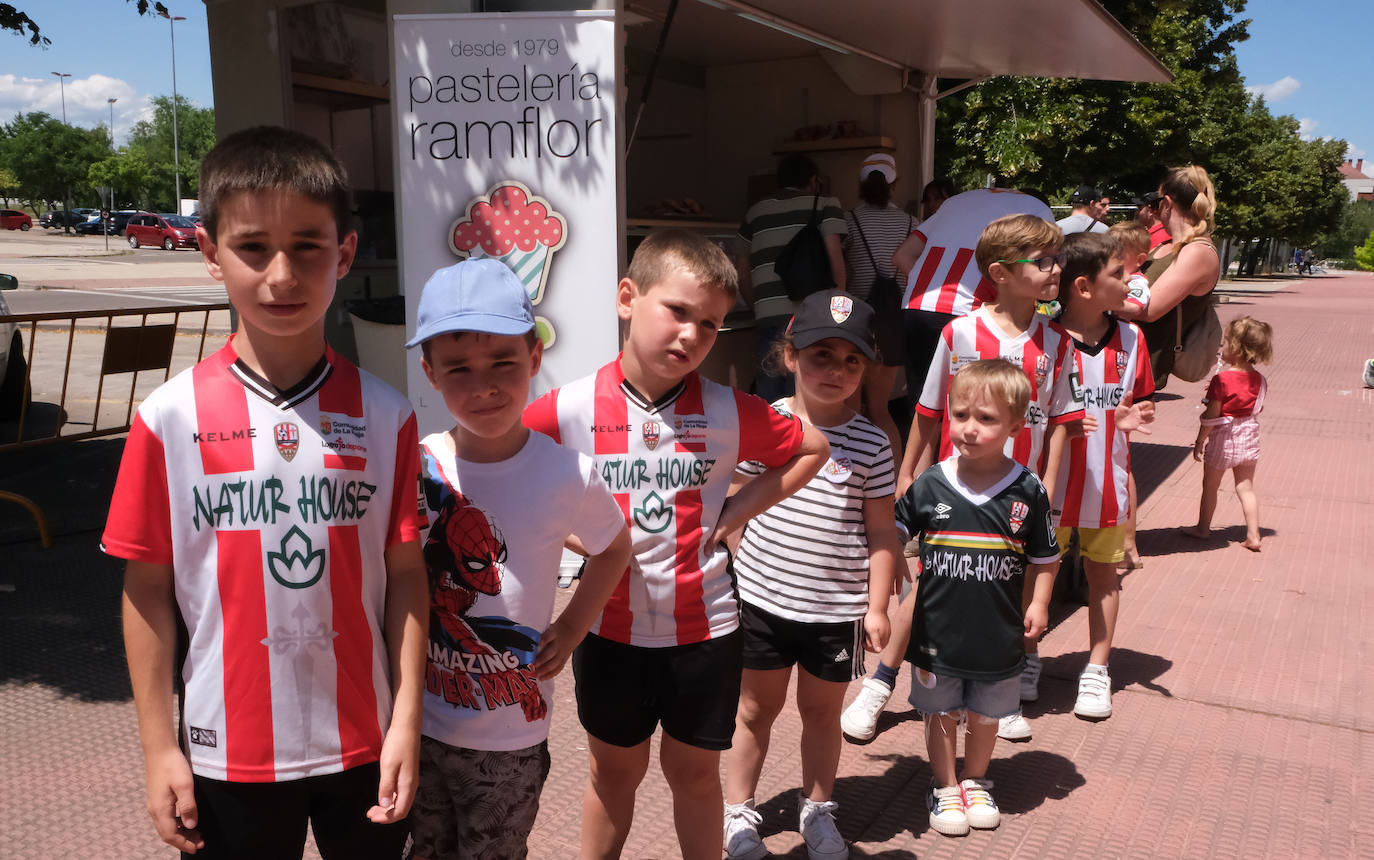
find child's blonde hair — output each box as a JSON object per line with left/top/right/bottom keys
{"left": 1223, "top": 316, "right": 1273, "bottom": 365}
{"left": 975, "top": 214, "right": 1064, "bottom": 279}
{"left": 948, "top": 358, "right": 1031, "bottom": 419}
{"left": 1107, "top": 221, "right": 1151, "bottom": 259}
{"left": 627, "top": 229, "right": 740, "bottom": 303}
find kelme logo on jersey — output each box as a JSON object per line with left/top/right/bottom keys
{"left": 1009, "top": 501, "right": 1029, "bottom": 531}
{"left": 267, "top": 526, "right": 325, "bottom": 589}
{"left": 632, "top": 490, "right": 673, "bottom": 533}
{"left": 642, "top": 421, "right": 660, "bottom": 451}
{"left": 830, "top": 295, "right": 853, "bottom": 323}
{"left": 274, "top": 422, "right": 300, "bottom": 462}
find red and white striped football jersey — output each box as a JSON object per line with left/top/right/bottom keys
{"left": 523, "top": 357, "right": 804, "bottom": 648}
{"left": 902, "top": 190, "right": 1055, "bottom": 317}
{"left": 1052, "top": 321, "right": 1155, "bottom": 528}
{"left": 103, "top": 340, "right": 424, "bottom": 782}
{"left": 917, "top": 308, "right": 1085, "bottom": 470}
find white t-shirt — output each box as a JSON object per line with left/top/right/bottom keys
{"left": 103, "top": 341, "right": 423, "bottom": 782}
{"left": 734, "top": 404, "right": 895, "bottom": 623}
{"left": 1056, "top": 212, "right": 1109, "bottom": 235}
{"left": 917, "top": 307, "right": 1085, "bottom": 470}
{"left": 1124, "top": 272, "right": 1151, "bottom": 311}
{"left": 903, "top": 189, "right": 1055, "bottom": 316}
{"left": 417, "top": 430, "right": 625, "bottom": 752}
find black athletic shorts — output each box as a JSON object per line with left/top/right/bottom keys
{"left": 739, "top": 601, "right": 866, "bottom": 683}
{"left": 572, "top": 630, "right": 743, "bottom": 751}
{"left": 903, "top": 308, "right": 958, "bottom": 402}
{"left": 186, "top": 762, "right": 408, "bottom": 860}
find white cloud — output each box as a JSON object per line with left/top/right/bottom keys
{"left": 1347, "top": 143, "right": 1367, "bottom": 161}
{"left": 1297, "top": 117, "right": 1318, "bottom": 141}
{"left": 1247, "top": 75, "right": 1300, "bottom": 103}
{"left": 0, "top": 73, "right": 149, "bottom": 145}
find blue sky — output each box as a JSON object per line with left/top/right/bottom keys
{"left": 1233, "top": 0, "right": 1369, "bottom": 165}
{"left": 0, "top": 0, "right": 1366, "bottom": 169}
{"left": 0, "top": 1, "right": 212, "bottom": 145}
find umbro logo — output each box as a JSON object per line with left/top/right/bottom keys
{"left": 934, "top": 502, "right": 952, "bottom": 520}
{"left": 834, "top": 648, "right": 850, "bottom": 662}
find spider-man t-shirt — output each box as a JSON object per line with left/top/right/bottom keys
{"left": 418, "top": 430, "right": 625, "bottom": 752}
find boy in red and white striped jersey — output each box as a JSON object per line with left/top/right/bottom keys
{"left": 104, "top": 127, "right": 429, "bottom": 858}
{"left": 522, "top": 230, "right": 830, "bottom": 860}
{"left": 843, "top": 214, "right": 1086, "bottom": 746}
{"left": 1049, "top": 232, "right": 1156, "bottom": 721}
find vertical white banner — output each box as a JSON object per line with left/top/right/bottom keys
{"left": 392, "top": 11, "right": 621, "bottom": 434}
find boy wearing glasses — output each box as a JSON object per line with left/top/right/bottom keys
{"left": 843, "top": 214, "right": 1085, "bottom": 746}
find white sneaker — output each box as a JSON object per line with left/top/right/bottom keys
{"left": 927, "top": 784, "right": 969, "bottom": 836}
{"left": 997, "top": 712, "right": 1032, "bottom": 741}
{"left": 1074, "top": 666, "right": 1112, "bottom": 719}
{"left": 959, "top": 778, "right": 1000, "bottom": 829}
{"left": 799, "top": 797, "right": 848, "bottom": 860}
{"left": 840, "top": 678, "right": 892, "bottom": 741}
{"left": 1020, "top": 654, "right": 1042, "bottom": 702}
{"left": 724, "top": 801, "right": 767, "bottom": 860}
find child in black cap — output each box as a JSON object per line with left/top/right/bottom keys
{"left": 723, "top": 290, "right": 904, "bottom": 860}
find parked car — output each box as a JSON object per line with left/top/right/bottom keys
{"left": 127, "top": 212, "right": 200, "bottom": 250}
{"left": 74, "top": 215, "right": 114, "bottom": 235}
{"left": 40, "top": 208, "right": 99, "bottom": 229}
{"left": 0, "top": 273, "right": 30, "bottom": 419}
{"left": 76, "top": 210, "right": 137, "bottom": 236}
{"left": 1, "top": 209, "right": 33, "bottom": 231}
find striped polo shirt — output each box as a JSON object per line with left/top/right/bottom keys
{"left": 738, "top": 189, "right": 848, "bottom": 321}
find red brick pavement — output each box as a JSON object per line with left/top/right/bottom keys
{"left": 3, "top": 273, "right": 1371, "bottom": 859}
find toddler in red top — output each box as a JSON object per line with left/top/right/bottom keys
{"left": 1183, "top": 316, "right": 1274, "bottom": 552}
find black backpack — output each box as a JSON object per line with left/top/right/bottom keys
{"left": 774, "top": 194, "right": 835, "bottom": 301}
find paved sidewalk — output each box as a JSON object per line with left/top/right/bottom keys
{"left": 2, "top": 272, "right": 1371, "bottom": 858}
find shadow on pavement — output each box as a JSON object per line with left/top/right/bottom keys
{"left": 1129, "top": 440, "right": 1192, "bottom": 504}
{"left": 1030, "top": 647, "right": 1174, "bottom": 717}
{"left": 1, "top": 433, "right": 131, "bottom": 702}
{"left": 1135, "top": 525, "right": 1278, "bottom": 559}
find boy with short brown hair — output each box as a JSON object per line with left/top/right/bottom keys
{"left": 406, "top": 258, "right": 631, "bottom": 860}
{"left": 896, "top": 358, "right": 1061, "bottom": 836}
{"left": 523, "top": 228, "right": 830, "bottom": 860}
{"left": 843, "top": 214, "right": 1084, "bottom": 746}
{"left": 105, "top": 126, "right": 429, "bottom": 858}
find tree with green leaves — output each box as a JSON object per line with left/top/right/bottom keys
{"left": 2, "top": 1, "right": 168, "bottom": 47}
{"left": 1316, "top": 200, "right": 1374, "bottom": 263}
{"left": 126, "top": 95, "right": 217, "bottom": 211}
{"left": 0, "top": 112, "right": 112, "bottom": 217}
{"left": 1355, "top": 231, "right": 1374, "bottom": 272}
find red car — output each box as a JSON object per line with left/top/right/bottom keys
{"left": 126, "top": 212, "right": 199, "bottom": 250}
{"left": 1, "top": 209, "right": 33, "bottom": 231}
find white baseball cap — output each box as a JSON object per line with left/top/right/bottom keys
{"left": 859, "top": 153, "right": 897, "bottom": 184}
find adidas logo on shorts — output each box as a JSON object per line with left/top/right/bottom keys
{"left": 834, "top": 648, "right": 850, "bottom": 662}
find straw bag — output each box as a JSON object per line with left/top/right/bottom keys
{"left": 1171, "top": 297, "right": 1222, "bottom": 383}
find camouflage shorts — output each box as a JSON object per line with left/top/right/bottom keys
{"left": 409, "top": 736, "right": 551, "bottom": 860}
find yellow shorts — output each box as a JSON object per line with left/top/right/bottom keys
{"left": 1055, "top": 525, "right": 1126, "bottom": 565}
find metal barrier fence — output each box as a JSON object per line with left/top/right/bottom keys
{"left": 1, "top": 302, "right": 230, "bottom": 546}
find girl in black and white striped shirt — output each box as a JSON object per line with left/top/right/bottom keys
{"left": 723, "top": 290, "right": 905, "bottom": 860}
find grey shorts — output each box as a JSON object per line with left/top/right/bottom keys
{"left": 410, "top": 736, "right": 551, "bottom": 860}
{"left": 907, "top": 667, "right": 1020, "bottom": 720}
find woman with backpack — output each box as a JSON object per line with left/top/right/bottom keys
{"left": 843, "top": 153, "right": 915, "bottom": 455}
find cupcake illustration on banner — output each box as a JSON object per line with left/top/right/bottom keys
{"left": 449, "top": 181, "right": 567, "bottom": 347}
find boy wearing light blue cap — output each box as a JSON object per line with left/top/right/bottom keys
{"left": 407, "top": 257, "right": 631, "bottom": 860}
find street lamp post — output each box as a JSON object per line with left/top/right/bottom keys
{"left": 50, "top": 71, "right": 70, "bottom": 123}
{"left": 160, "top": 10, "right": 187, "bottom": 214}
{"left": 108, "top": 98, "right": 118, "bottom": 150}
{"left": 51, "top": 72, "right": 72, "bottom": 232}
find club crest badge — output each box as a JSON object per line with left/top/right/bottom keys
{"left": 642, "top": 421, "right": 661, "bottom": 451}
{"left": 820, "top": 456, "right": 854, "bottom": 484}
{"left": 830, "top": 295, "right": 854, "bottom": 323}
{"left": 274, "top": 422, "right": 300, "bottom": 462}
{"left": 1035, "top": 354, "right": 1050, "bottom": 387}
{"left": 1010, "top": 500, "right": 1029, "bottom": 530}
{"left": 1116, "top": 351, "right": 1129, "bottom": 376}
{"left": 319, "top": 415, "right": 332, "bottom": 435}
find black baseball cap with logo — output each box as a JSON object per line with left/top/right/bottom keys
{"left": 1070, "top": 185, "right": 1103, "bottom": 204}
{"left": 788, "top": 290, "right": 876, "bottom": 360}
{"left": 1131, "top": 191, "right": 1163, "bottom": 209}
